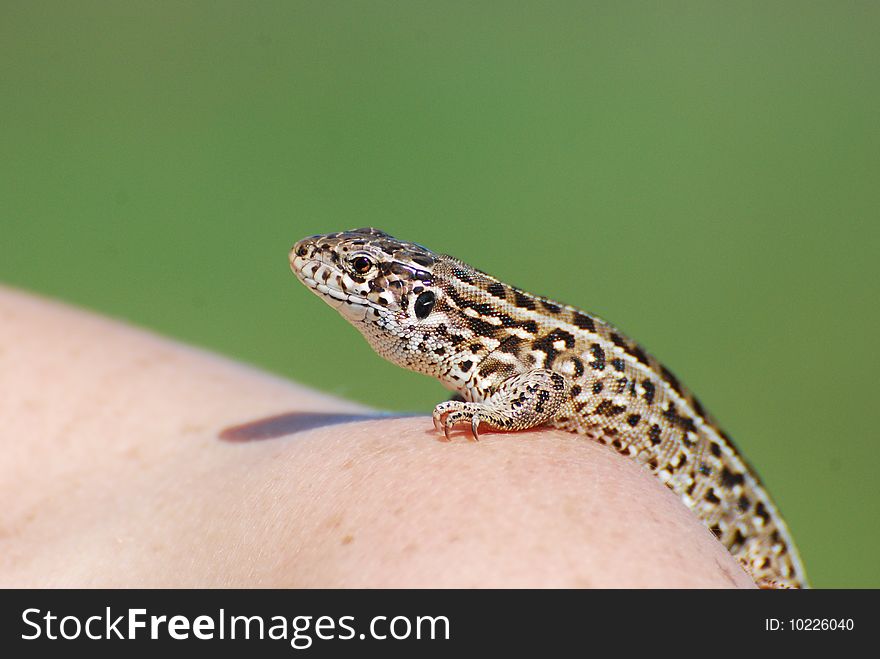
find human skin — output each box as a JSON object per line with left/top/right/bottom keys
{"left": 0, "top": 286, "right": 754, "bottom": 588}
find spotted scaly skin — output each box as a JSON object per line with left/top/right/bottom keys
{"left": 290, "top": 227, "right": 808, "bottom": 588}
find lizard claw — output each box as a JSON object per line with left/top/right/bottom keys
{"left": 433, "top": 411, "right": 451, "bottom": 441}
{"left": 432, "top": 407, "right": 451, "bottom": 441}
{"left": 431, "top": 403, "right": 481, "bottom": 441}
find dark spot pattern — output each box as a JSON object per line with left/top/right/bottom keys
{"left": 662, "top": 404, "right": 697, "bottom": 433}
{"left": 573, "top": 313, "right": 595, "bottom": 331}
{"left": 478, "top": 361, "right": 500, "bottom": 377}
{"left": 496, "top": 335, "right": 524, "bottom": 354}
{"left": 486, "top": 282, "right": 507, "bottom": 299}
{"left": 755, "top": 502, "right": 771, "bottom": 523}
{"left": 463, "top": 314, "right": 502, "bottom": 338}
{"left": 514, "top": 291, "right": 536, "bottom": 310}
{"left": 589, "top": 344, "right": 606, "bottom": 371}
{"left": 470, "top": 302, "right": 494, "bottom": 316}
{"left": 531, "top": 329, "right": 576, "bottom": 364}
{"left": 642, "top": 380, "right": 655, "bottom": 405}
{"left": 594, "top": 400, "right": 626, "bottom": 417}
{"left": 690, "top": 395, "right": 707, "bottom": 419}
{"left": 453, "top": 267, "right": 474, "bottom": 284}
{"left": 720, "top": 467, "right": 745, "bottom": 489}
{"left": 535, "top": 389, "right": 550, "bottom": 414}
{"left": 660, "top": 365, "right": 683, "bottom": 395}
{"left": 498, "top": 313, "right": 520, "bottom": 328}
{"left": 626, "top": 343, "right": 650, "bottom": 366}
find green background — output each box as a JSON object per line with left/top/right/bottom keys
{"left": 1, "top": 2, "right": 877, "bottom": 587}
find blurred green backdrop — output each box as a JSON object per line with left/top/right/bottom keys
{"left": 1, "top": 1, "right": 877, "bottom": 587}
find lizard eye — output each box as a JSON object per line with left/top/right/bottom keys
{"left": 349, "top": 255, "right": 375, "bottom": 275}
{"left": 414, "top": 291, "right": 436, "bottom": 320}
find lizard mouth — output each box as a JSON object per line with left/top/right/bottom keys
{"left": 290, "top": 254, "right": 380, "bottom": 321}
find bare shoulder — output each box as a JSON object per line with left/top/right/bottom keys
{"left": 0, "top": 286, "right": 752, "bottom": 588}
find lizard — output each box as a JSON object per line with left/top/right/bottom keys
{"left": 289, "top": 227, "right": 808, "bottom": 588}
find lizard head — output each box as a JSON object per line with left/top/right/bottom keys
{"left": 290, "top": 229, "right": 447, "bottom": 359}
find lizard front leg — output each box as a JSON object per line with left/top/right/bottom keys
{"left": 432, "top": 370, "right": 572, "bottom": 441}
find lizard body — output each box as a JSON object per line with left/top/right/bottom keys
{"left": 290, "top": 227, "right": 807, "bottom": 588}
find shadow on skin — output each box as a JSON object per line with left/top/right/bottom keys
{"left": 218, "top": 411, "right": 412, "bottom": 442}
